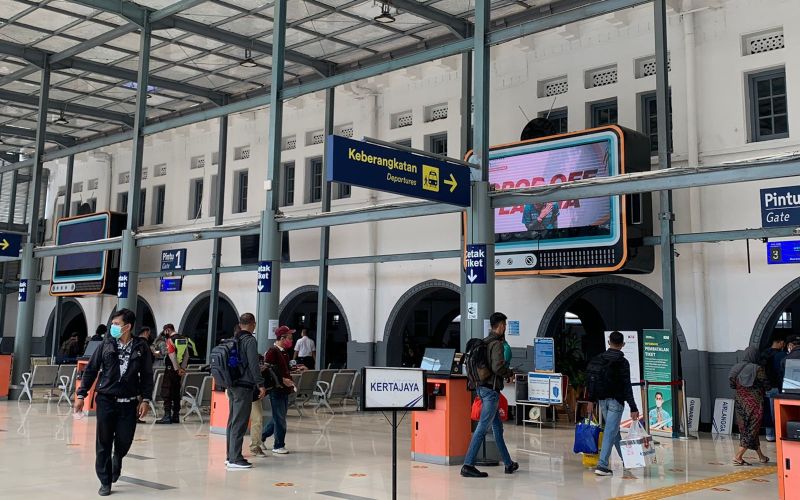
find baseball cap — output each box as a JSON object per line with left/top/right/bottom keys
{"left": 787, "top": 334, "right": 800, "bottom": 346}
{"left": 275, "top": 325, "right": 296, "bottom": 338}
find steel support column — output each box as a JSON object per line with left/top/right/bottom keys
{"left": 316, "top": 88, "right": 335, "bottom": 370}
{"left": 50, "top": 155, "right": 74, "bottom": 362}
{"left": 118, "top": 19, "right": 152, "bottom": 314}
{"left": 256, "top": 0, "right": 287, "bottom": 352}
{"left": 11, "top": 62, "right": 50, "bottom": 392}
{"left": 463, "top": 0, "right": 494, "bottom": 342}
{"left": 654, "top": 0, "right": 679, "bottom": 438}
{"left": 459, "top": 51, "right": 472, "bottom": 350}
{"left": 206, "top": 109, "right": 229, "bottom": 362}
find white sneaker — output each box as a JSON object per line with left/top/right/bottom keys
{"left": 272, "top": 448, "right": 289, "bottom": 455}
{"left": 226, "top": 460, "right": 253, "bottom": 470}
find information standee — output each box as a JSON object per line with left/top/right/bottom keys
{"left": 361, "top": 367, "right": 427, "bottom": 500}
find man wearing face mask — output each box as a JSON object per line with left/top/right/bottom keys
{"left": 74, "top": 308, "right": 153, "bottom": 496}
{"left": 261, "top": 326, "right": 296, "bottom": 455}
{"left": 648, "top": 391, "right": 673, "bottom": 432}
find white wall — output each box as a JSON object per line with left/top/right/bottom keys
{"left": 20, "top": 0, "right": 800, "bottom": 358}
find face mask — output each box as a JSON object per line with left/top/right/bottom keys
{"left": 110, "top": 324, "right": 123, "bottom": 339}
{"left": 656, "top": 400, "right": 663, "bottom": 408}
{"left": 283, "top": 339, "right": 293, "bottom": 349}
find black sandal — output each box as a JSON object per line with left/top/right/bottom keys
{"left": 733, "top": 459, "right": 752, "bottom": 466}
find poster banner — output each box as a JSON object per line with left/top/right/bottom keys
{"left": 527, "top": 373, "right": 563, "bottom": 404}
{"left": 643, "top": 329, "right": 674, "bottom": 436}
{"left": 605, "top": 331, "right": 642, "bottom": 431}
{"left": 533, "top": 337, "right": 555, "bottom": 372}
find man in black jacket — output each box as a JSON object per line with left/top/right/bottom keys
{"left": 461, "top": 312, "right": 518, "bottom": 478}
{"left": 74, "top": 308, "right": 153, "bottom": 496}
{"left": 587, "top": 331, "right": 640, "bottom": 477}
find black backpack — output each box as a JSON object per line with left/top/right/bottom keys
{"left": 210, "top": 336, "right": 245, "bottom": 390}
{"left": 464, "top": 337, "right": 490, "bottom": 390}
{"left": 585, "top": 353, "right": 613, "bottom": 401}
{"left": 261, "top": 363, "right": 283, "bottom": 391}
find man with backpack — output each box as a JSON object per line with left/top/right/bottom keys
{"left": 461, "top": 312, "right": 519, "bottom": 478}
{"left": 260, "top": 326, "right": 296, "bottom": 455}
{"left": 585, "top": 330, "right": 640, "bottom": 477}
{"left": 155, "top": 327, "right": 190, "bottom": 424}
{"left": 223, "top": 313, "right": 266, "bottom": 470}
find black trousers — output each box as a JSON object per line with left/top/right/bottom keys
{"left": 298, "top": 356, "right": 315, "bottom": 370}
{"left": 95, "top": 395, "right": 138, "bottom": 486}
{"left": 161, "top": 368, "right": 182, "bottom": 418}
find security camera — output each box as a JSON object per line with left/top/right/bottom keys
{"left": 193, "top": 233, "right": 201, "bottom": 240}
{"left": 794, "top": 227, "right": 800, "bottom": 236}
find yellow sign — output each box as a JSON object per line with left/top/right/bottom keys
{"left": 422, "top": 165, "right": 439, "bottom": 192}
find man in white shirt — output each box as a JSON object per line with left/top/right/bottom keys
{"left": 293, "top": 328, "right": 316, "bottom": 369}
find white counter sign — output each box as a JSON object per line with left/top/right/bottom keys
{"left": 362, "top": 367, "right": 427, "bottom": 411}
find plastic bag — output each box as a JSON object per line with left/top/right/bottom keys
{"left": 471, "top": 393, "right": 510, "bottom": 422}
{"left": 620, "top": 420, "right": 657, "bottom": 468}
{"left": 573, "top": 418, "right": 602, "bottom": 455}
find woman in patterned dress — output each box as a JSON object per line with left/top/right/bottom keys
{"left": 729, "top": 346, "right": 771, "bottom": 466}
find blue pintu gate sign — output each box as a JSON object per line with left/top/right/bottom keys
{"left": 327, "top": 135, "right": 470, "bottom": 206}
{"left": 768, "top": 240, "right": 800, "bottom": 265}
{"left": 761, "top": 185, "right": 800, "bottom": 228}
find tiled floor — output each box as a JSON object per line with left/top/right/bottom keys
{"left": 0, "top": 400, "right": 780, "bottom": 499}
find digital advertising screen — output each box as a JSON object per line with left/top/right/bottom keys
{"left": 53, "top": 216, "right": 107, "bottom": 279}
{"left": 469, "top": 126, "right": 653, "bottom": 276}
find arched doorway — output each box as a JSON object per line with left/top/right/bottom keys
{"left": 383, "top": 280, "right": 461, "bottom": 368}
{"left": 537, "top": 276, "right": 687, "bottom": 392}
{"left": 279, "top": 286, "right": 350, "bottom": 369}
{"left": 45, "top": 299, "right": 88, "bottom": 357}
{"left": 107, "top": 297, "right": 157, "bottom": 333}
{"left": 751, "top": 278, "right": 800, "bottom": 349}
{"left": 179, "top": 292, "right": 239, "bottom": 362}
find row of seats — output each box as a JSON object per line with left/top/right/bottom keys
{"left": 147, "top": 369, "right": 212, "bottom": 423}
{"left": 290, "top": 369, "right": 362, "bottom": 415}
{"left": 18, "top": 364, "right": 77, "bottom": 405}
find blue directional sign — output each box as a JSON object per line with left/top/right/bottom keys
{"left": 160, "top": 277, "right": 183, "bottom": 292}
{"left": 18, "top": 279, "right": 27, "bottom": 303}
{"left": 257, "top": 261, "right": 272, "bottom": 293}
{"left": 327, "top": 135, "right": 470, "bottom": 206}
{"left": 117, "top": 272, "right": 129, "bottom": 299}
{"left": 768, "top": 240, "right": 800, "bottom": 265}
{"left": 761, "top": 186, "right": 800, "bottom": 228}
{"left": 160, "top": 248, "right": 187, "bottom": 271}
{"left": 0, "top": 232, "right": 22, "bottom": 261}
{"left": 465, "top": 244, "right": 487, "bottom": 284}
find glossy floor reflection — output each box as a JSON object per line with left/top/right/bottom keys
{"left": 0, "top": 401, "right": 779, "bottom": 499}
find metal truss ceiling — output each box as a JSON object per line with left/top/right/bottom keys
{"left": 0, "top": 0, "right": 619, "bottom": 156}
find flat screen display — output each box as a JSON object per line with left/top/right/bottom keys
{"left": 53, "top": 214, "right": 108, "bottom": 281}
{"left": 420, "top": 348, "right": 456, "bottom": 374}
{"left": 784, "top": 359, "right": 800, "bottom": 392}
{"left": 490, "top": 133, "right": 619, "bottom": 251}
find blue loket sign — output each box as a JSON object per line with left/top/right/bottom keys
{"left": 768, "top": 240, "right": 800, "bottom": 265}
{"left": 761, "top": 185, "right": 800, "bottom": 228}
{"left": 160, "top": 248, "right": 187, "bottom": 271}
{"left": 327, "top": 135, "right": 470, "bottom": 206}
{"left": 18, "top": 279, "right": 27, "bottom": 303}
{"left": 117, "top": 272, "right": 129, "bottom": 299}
{"left": 257, "top": 261, "right": 271, "bottom": 293}
{"left": 464, "top": 244, "right": 487, "bottom": 284}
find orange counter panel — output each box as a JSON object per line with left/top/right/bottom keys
{"left": 411, "top": 376, "right": 472, "bottom": 465}
{"left": 0, "top": 355, "right": 11, "bottom": 399}
{"left": 209, "top": 382, "right": 229, "bottom": 435}
{"left": 774, "top": 396, "right": 800, "bottom": 499}
{"left": 74, "top": 359, "right": 99, "bottom": 415}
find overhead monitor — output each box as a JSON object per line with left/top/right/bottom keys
{"left": 50, "top": 212, "right": 127, "bottom": 296}
{"left": 468, "top": 126, "right": 653, "bottom": 276}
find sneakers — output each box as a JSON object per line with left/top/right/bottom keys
{"left": 594, "top": 466, "right": 613, "bottom": 476}
{"left": 98, "top": 484, "right": 111, "bottom": 496}
{"left": 272, "top": 448, "right": 289, "bottom": 455}
{"left": 155, "top": 415, "right": 173, "bottom": 425}
{"left": 504, "top": 461, "right": 519, "bottom": 474}
{"left": 460, "top": 465, "right": 488, "bottom": 478}
{"left": 111, "top": 455, "right": 121, "bottom": 483}
{"left": 250, "top": 447, "right": 267, "bottom": 457}
{"left": 226, "top": 459, "right": 253, "bottom": 470}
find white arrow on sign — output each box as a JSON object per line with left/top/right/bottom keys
{"left": 467, "top": 270, "right": 478, "bottom": 283}
{"left": 258, "top": 284, "right": 264, "bottom": 292}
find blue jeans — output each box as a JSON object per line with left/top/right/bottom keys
{"left": 766, "top": 388, "right": 779, "bottom": 440}
{"left": 261, "top": 391, "right": 289, "bottom": 449}
{"left": 464, "top": 386, "right": 513, "bottom": 467}
{"left": 598, "top": 398, "right": 624, "bottom": 469}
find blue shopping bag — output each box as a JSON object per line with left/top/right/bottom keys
{"left": 573, "top": 418, "right": 602, "bottom": 455}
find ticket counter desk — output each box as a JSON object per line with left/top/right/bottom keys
{"left": 0, "top": 354, "right": 11, "bottom": 399}
{"left": 209, "top": 382, "right": 229, "bottom": 435}
{"left": 73, "top": 359, "right": 99, "bottom": 415}
{"left": 775, "top": 394, "right": 800, "bottom": 499}
{"left": 411, "top": 375, "right": 472, "bottom": 465}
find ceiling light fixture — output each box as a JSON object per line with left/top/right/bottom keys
{"left": 374, "top": 1, "right": 395, "bottom": 23}
{"left": 53, "top": 110, "right": 69, "bottom": 126}
{"left": 240, "top": 48, "right": 257, "bottom": 68}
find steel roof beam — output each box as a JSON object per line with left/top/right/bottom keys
{"left": 0, "top": 40, "right": 226, "bottom": 104}
{"left": 0, "top": 89, "right": 134, "bottom": 127}
{"left": 65, "top": 0, "right": 147, "bottom": 25}
{"left": 153, "top": 16, "right": 334, "bottom": 76}
{"left": 392, "top": 0, "right": 472, "bottom": 38}
{"left": 0, "top": 125, "right": 75, "bottom": 147}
